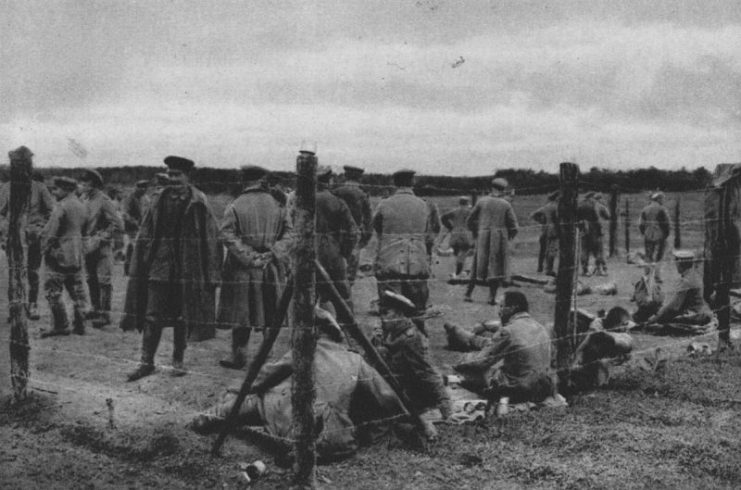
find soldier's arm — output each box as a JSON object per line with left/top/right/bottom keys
{"left": 638, "top": 209, "right": 646, "bottom": 234}
{"left": 251, "top": 352, "right": 294, "bottom": 394}
{"left": 530, "top": 206, "right": 546, "bottom": 224}
{"left": 41, "top": 203, "right": 63, "bottom": 252}
{"left": 101, "top": 199, "right": 124, "bottom": 237}
{"left": 219, "top": 204, "right": 257, "bottom": 267}
{"left": 598, "top": 203, "right": 611, "bottom": 220}
{"left": 39, "top": 183, "right": 55, "bottom": 220}
{"left": 506, "top": 204, "right": 519, "bottom": 240}
{"left": 270, "top": 207, "right": 295, "bottom": 262}
{"left": 440, "top": 210, "right": 455, "bottom": 231}
{"left": 339, "top": 200, "right": 359, "bottom": 259}
{"left": 466, "top": 202, "right": 480, "bottom": 235}
{"left": 360, "top": 194, "right": 373, "bottom": 247}
{"left": 659, "top": 208, "right": 671, "bottom": 236}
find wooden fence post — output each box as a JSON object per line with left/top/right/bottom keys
{"left": 624, "top": 199, "right": 630, "bottom": 257}
{"left": 554, "top": 162, "right": 579, "bottom": 385}
{"left": 8, "top": 154, "right": 31, "bottom": 401}
{"left": 609, "top": 184, "right": 619, "bottom": 257}
{"left": 291, "top": 149, "right": 317, "bottom": 489}
{"left": 674, "top": 196, "right": 681, "bottom": 249}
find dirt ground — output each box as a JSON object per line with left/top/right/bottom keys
{"left": 2, "top": 191, "right": 741, "bottom": 489}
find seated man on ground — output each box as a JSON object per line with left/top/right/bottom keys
{"left": 375, "top": 290, "right": 452, "bottom": 440}
{"left": 446, "top": 291, "right": 556, "bottom": 407}
{"left": 190, "top": 307, "right": 407, "bottom": 462}
{"left": 644, "top": 250, "right": 713, "bottom": 327}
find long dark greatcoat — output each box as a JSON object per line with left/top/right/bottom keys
{"left": 120, "top": 186, "right": 222, "bottom": 341}
{"left": 467, "top": 194, "right": 518, "bottom": 282}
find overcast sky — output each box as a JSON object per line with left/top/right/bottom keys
{"left": 2, "top": 0, "right": 740, "bottom": 175}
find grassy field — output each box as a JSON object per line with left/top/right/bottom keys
{"left": 2, "top": 188, "right": 739, "bottom": 489}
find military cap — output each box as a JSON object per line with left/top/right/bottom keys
{"left": 317, "top": 165, "right": 333, "bottom": 183}
{"left": 380, "top": 290, "right": 416, "bottom": 315}
{"left": 163, "top": 155, "right": 195, "bottom": 172}
{"left": 135, "top": 179, "right": 149, "bottom": 189}
{"left": 673, "top": 250, "right": 695, "bottom": 261}
{"left": 315, "top": 306, "right": 343, "bottom": 340}
{"left": 53, "top": 176, "right": 78, "bottom": 191}
{"left": 8, "top": 146, "right": 33, "bottom": 161}
{"left": 241, "top": 165, "right": 268, "bottom": 181}
{"left": 491, "top": 177, "right": 508, "bottom": 191}
{"left": 650, "top": 191, "right": 664, "bottom": 201}
{"left": 79, "top": 168, "right": 104, "bottom": 187}
{"left": 548, "top": 190, "right": 559, "bottom": 201}
{"left": 392, "top": 168, "right": 416, "bottom": 187}
{"left": 343, "top": 165, "right": 364, "bottom": 176}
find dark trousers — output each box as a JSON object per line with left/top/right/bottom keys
{"left": 44, "top": 266, "right": 90, "bottom": 330}
{"left": 140, "top": 281, "right": 186, "bottom": 365}
{"left": 644, "top": 239, "right": 666, "bottom": 263}
{"left": 27, "top": 237, "right": 42, "bottom": 304}
{"left": 537, "top": 232, "right": 547, "bottom": 272}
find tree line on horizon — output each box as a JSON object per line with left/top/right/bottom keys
{"left": 1, "top": 164, "right": 715, "bottom": 196}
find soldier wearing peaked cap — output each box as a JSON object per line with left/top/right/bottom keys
{"left": 639, "top": 191, "right": 670, "bottom": 281}
{"left": 530, "top": 191, "right": 560, "bottom": 276}
{"left": 645, "top": 250, "right": 713, "bottom": 327}
{"left": 373, "top": 168, "right": 439, "bottom": 333}
{"left": 79, "top": 168, "right": 124, "bottom": 328}
{"left": 0, "top": 146, "right": 55, "bottom": 320}
{"left": 465, "top": 177, "right": 519, "bottom": 304}
{"left": 216, "top": 164, "right": 293, "bottom": 369}
{"left": 441, "top": 196, "right": 474, "bottom": 279}
{"left": 40, "top": 176, "right": 91, "bottom": 337}
{"left": 123, "top": 155, "right": 222, "bottom": 381}
{"left": 333, "top": 164, "right": 373, "bottom": 286}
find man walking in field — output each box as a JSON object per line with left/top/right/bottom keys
{"left": 441, "top": 196, "right": 473, "bottom": 279}
{"left": 373, "top": 169, "right": 438, "bottom": 331}
{"left": 530, "top": 191, "right": 559, "bottom": 277}
{"left": 465, "top": 178, "right": 519, "bottom": 305}
{"left": 0, "top": 146, "right": 55, "bottom": 320}
{"left": 217, "top": 165, "right": 293, "bottom": 369}
{"left": 122, "top": 156, "right": 221, "bottom": 381}
{"left": 40, "top": 176, "right": 91, "bottom": 337}
{"left": 639, "top": 192, "right": 670, "bottom": 281}
{"left": 332, "top": 165, "right": 373, "bottom": 287}
{"left": 79, "top": 169, "right": 124, "bottom": 328}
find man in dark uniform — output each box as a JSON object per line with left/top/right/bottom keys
{"left": 530, "top": 191, "right": 559, "bottom": 276}
{"left": 121, "top": 180, "right": 151, "bottom": 275}
{"left": 577, "top": 192, "right": 610, "bottom": 276}
{"left": 122, "top": 156, "right": 221, "bottom": 381}
{"left": 217, "top": 165, "right": 293, "bottom": 369}
{"left": 332, "top": 165, "right": 373, "bottom": 287}
{"left": 0, "top": 146, "right": 55, "bottom": 320}
{"left": 40, "top": 176, "right": 91, "bottom": 337}
{"left": 441, "top": 196, "right": 473, "bottom": 279}
{"left": 79, "top": 169, "right": 124, "bottom": 328}
{"left": 639, "top": 192, "right": 670, "bottom": 281}
{"left": 373, "top": 169, "right": 438, "bottom": 330}
{"left": 316, "top": 167, "right": 358, "bottom": 329}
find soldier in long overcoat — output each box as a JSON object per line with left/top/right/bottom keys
{"left": 79, "top": 169, "right": 124, "bottom": 327}
{"left": 530, "top": 191, "right": 559, "bottom": 276}
{"left": 465, "top": 178, "right": 519, "bottom": 305}
{"left": 332, "top": 165, "right": 373, "bottom": 287}
{"left": 122, "top": 156, "right": 221, "bottom": 381}
{"left": 217, "top": 165, "right": 293, "bottom": 369}
{"left": 316, "top": 168, "right": 358, "bottom": 328}
{"left": 639, "top": 192, "right": 671, "bottom": 265}
{"left": 373, "top": 169, "right": 438, "bottom": 330}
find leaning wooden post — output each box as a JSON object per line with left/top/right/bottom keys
{"left": 554, "top": 162, "right": 579, "bottom": 386}
{"left": 673, "top": 196, "right": 681, "bottom": 249}
{"left": 291, "top": 149, "right": 317, "bottom": 489}
{"left": 624, "top": 199, "right": 631, "bottom": 257}
{"left": 609, "top": 184, "right": 619, "bottom": 257}
{"left": 8, "top": 153, "right": 32, "bottom": 401}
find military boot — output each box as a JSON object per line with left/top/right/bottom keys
{"left": 41, "top": 301, "right": 71, "bottom": 338}
{"left": 93, "top": 285, "right": 113, "bottom": 328}
{"left": 220, "top": 327, "right": 249, "bottom": 369}
{"left": 72, "top": 309, "right": 88, "bottom": 335}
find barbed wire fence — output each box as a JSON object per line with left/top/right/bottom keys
{"left": 3, "top": 156, "right": 740, "bottom": 487}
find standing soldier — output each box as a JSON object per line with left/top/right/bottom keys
{"left": 465, "top": 178, "right": 519, "bottom": 305}
{"left": 40, "top": 177, "right": 91, "bottom": 337}
{"left": 577, "top": 192, "right": 610, "bottom": 276}
{"left": 593, "top": 193, "right": 611, "bottom": 274}
{"left": 441, "top": 197, "right": 473, "bottom": 279}
{"left": 217, "top": 166, "right": 293, "bottom": 369}
{"left": 332, "top": 165, "right": 373, "bottom": 287}
{"left": 0, "top": 147, "right": 55, "bottom": 320}
{"left": 639, "top": 192, "right": 670, "bottom": 281}
{"left": 373, "top": 169, "right": 437, "bottom": 330}
{"left": 316, "top": 167, "right": 358, "bottom": 327}
{"left": 122, "top": 156, "right": 221, "bottom": 381}
{"left": 121, "top": 180, "right": 151, "bottom": 276}
{"left": 79, "top": 169, "right": 124, "bottom": 328}
{"left": 530, "top": 191, "right": 559, "bottom": 277}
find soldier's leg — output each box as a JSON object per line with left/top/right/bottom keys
{"left": 42, "top": 270, "right": 71, "bottom": 337}
{"left": 190, "top": 393, "right": 262, "bottom": 434}
{"left": 644, "top": 239, "right": 656, "bottom": 262}
{"left": 537, "top": 232, "right": 546, "bottom": 273}
{"left": 595, "top": 237, "right": 607, "bottom": 275}
{"left": 27, "top": 236, "right": 42, "bottom": 318}
{"left": 85, "top": 253, "right": 101, "bottom": 315}
{"left": 444, "top": 323, "right": 492, "bottom": 351}
{"left": 220, "top": 326, "right": 250, "bottom": 369}
{"left": 93, "top": 247, "right": 114, "bottom": 327}
{"left": 403, "top": 278, "right": 429, "bottom": 334}
{"left": 124, "top": 239, "right": 134, "bottom": 276}
{"left": 64, "top": 270, "right": 91, "bottom": 335}
{"left": 464, "top": 253, "right": 478, "bottom": 301}
{"left": 171, "top": 324, "right": 188, "bottom": 376}
{"left": 580, "top": 235, "right": 590, "bottom": 275}
{"left": 346, "top": 247, "right": 360, "bottom": 287}
{"left": 127, "top": 282, "right": 167, "bottom": 381}
{"left": 487, "top": 279, "right": 500, "bottom": 305}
